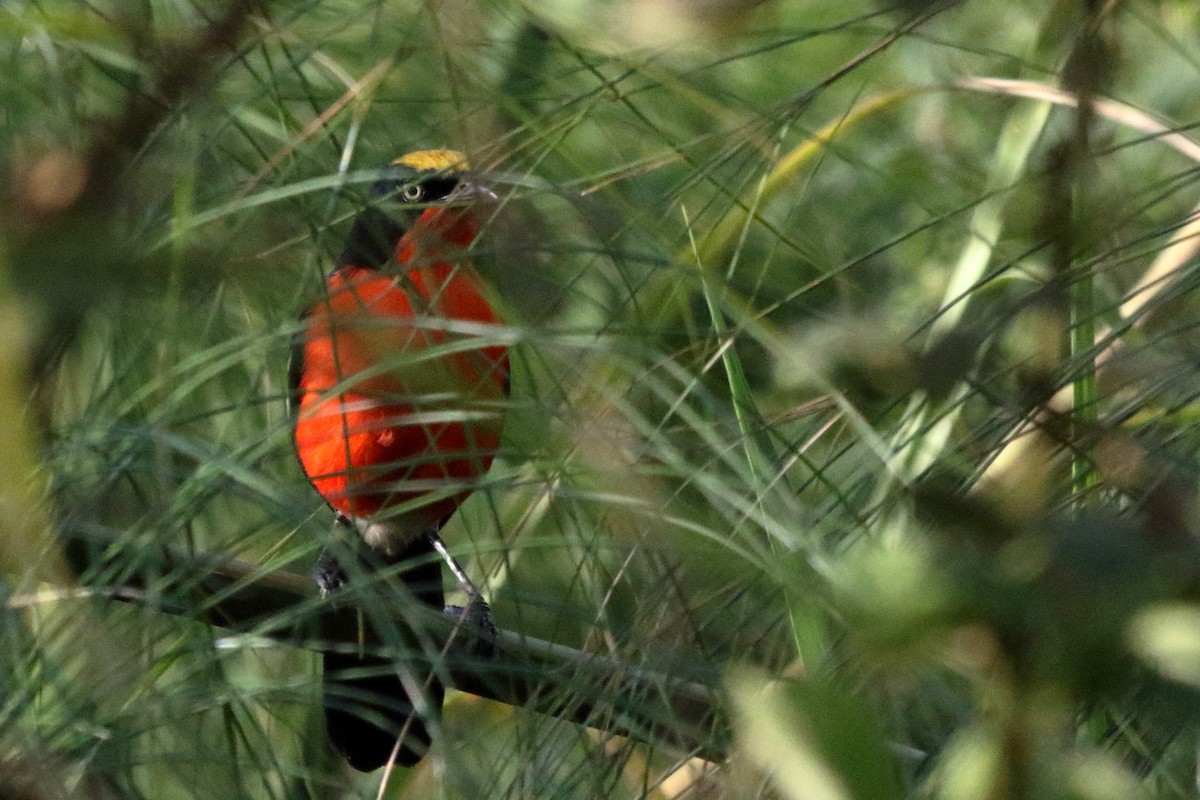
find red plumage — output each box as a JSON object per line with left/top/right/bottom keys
{"left": 294, "top": 206, "right": 508, "bottom": 533}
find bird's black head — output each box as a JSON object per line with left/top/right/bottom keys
{"left": 337, "top": 149, "right": 472, "bottom": 269}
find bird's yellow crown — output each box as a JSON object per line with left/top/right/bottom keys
{"left": 392, "top": 149, "right": 469, "bottom": 173}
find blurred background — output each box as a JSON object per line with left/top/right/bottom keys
{"left": 4, "top": 0, "right": 1200, "bottom": 797}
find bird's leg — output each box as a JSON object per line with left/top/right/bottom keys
{"left": 427, "top": 530, "right": 497, "bottom": 655}
{"left": 426, "top": 529, "right": 481, "bottom": 600}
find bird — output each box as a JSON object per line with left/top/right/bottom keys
{"left": 288, "top": 149, "right": 508, "bottom": 772}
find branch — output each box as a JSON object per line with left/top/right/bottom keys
{"left": 61, "top": 533, "right": 728, "bottom": 762}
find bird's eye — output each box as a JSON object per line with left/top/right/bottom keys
{"left": 401, "top": 184, "right": 425, "bottom": 202}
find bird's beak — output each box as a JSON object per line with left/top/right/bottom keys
{"left": 448, "top": 177, "right": 500, "bottom": 205}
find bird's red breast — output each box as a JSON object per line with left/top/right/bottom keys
{"left": 294, "top": 206, "right": 508, "bottom": 527}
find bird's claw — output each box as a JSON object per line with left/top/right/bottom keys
{"left": 444, "top": 596, "right": 498, "bottom": 658}
{"left": 314, "top": 549, "right": 349, "bottom": 598}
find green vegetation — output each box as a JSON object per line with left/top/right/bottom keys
{"left": 4, "top": 1, "right": 1200, "bottom": 797}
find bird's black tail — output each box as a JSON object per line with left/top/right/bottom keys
{"left": 321, "top": 537, "right": 445, "bottom": 772}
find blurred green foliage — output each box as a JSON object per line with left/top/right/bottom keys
{"left": 3, "top": 0, "right": 1200, "bottom": 797}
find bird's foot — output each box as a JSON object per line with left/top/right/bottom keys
{"left": 314, "top": 514, "right": 358, "bottom": 597}
{"left": 314, "top": 549, "right": 349, "bottom": 597}
{"left": 444, "top": 595, "right": 498, "bottom": 658}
